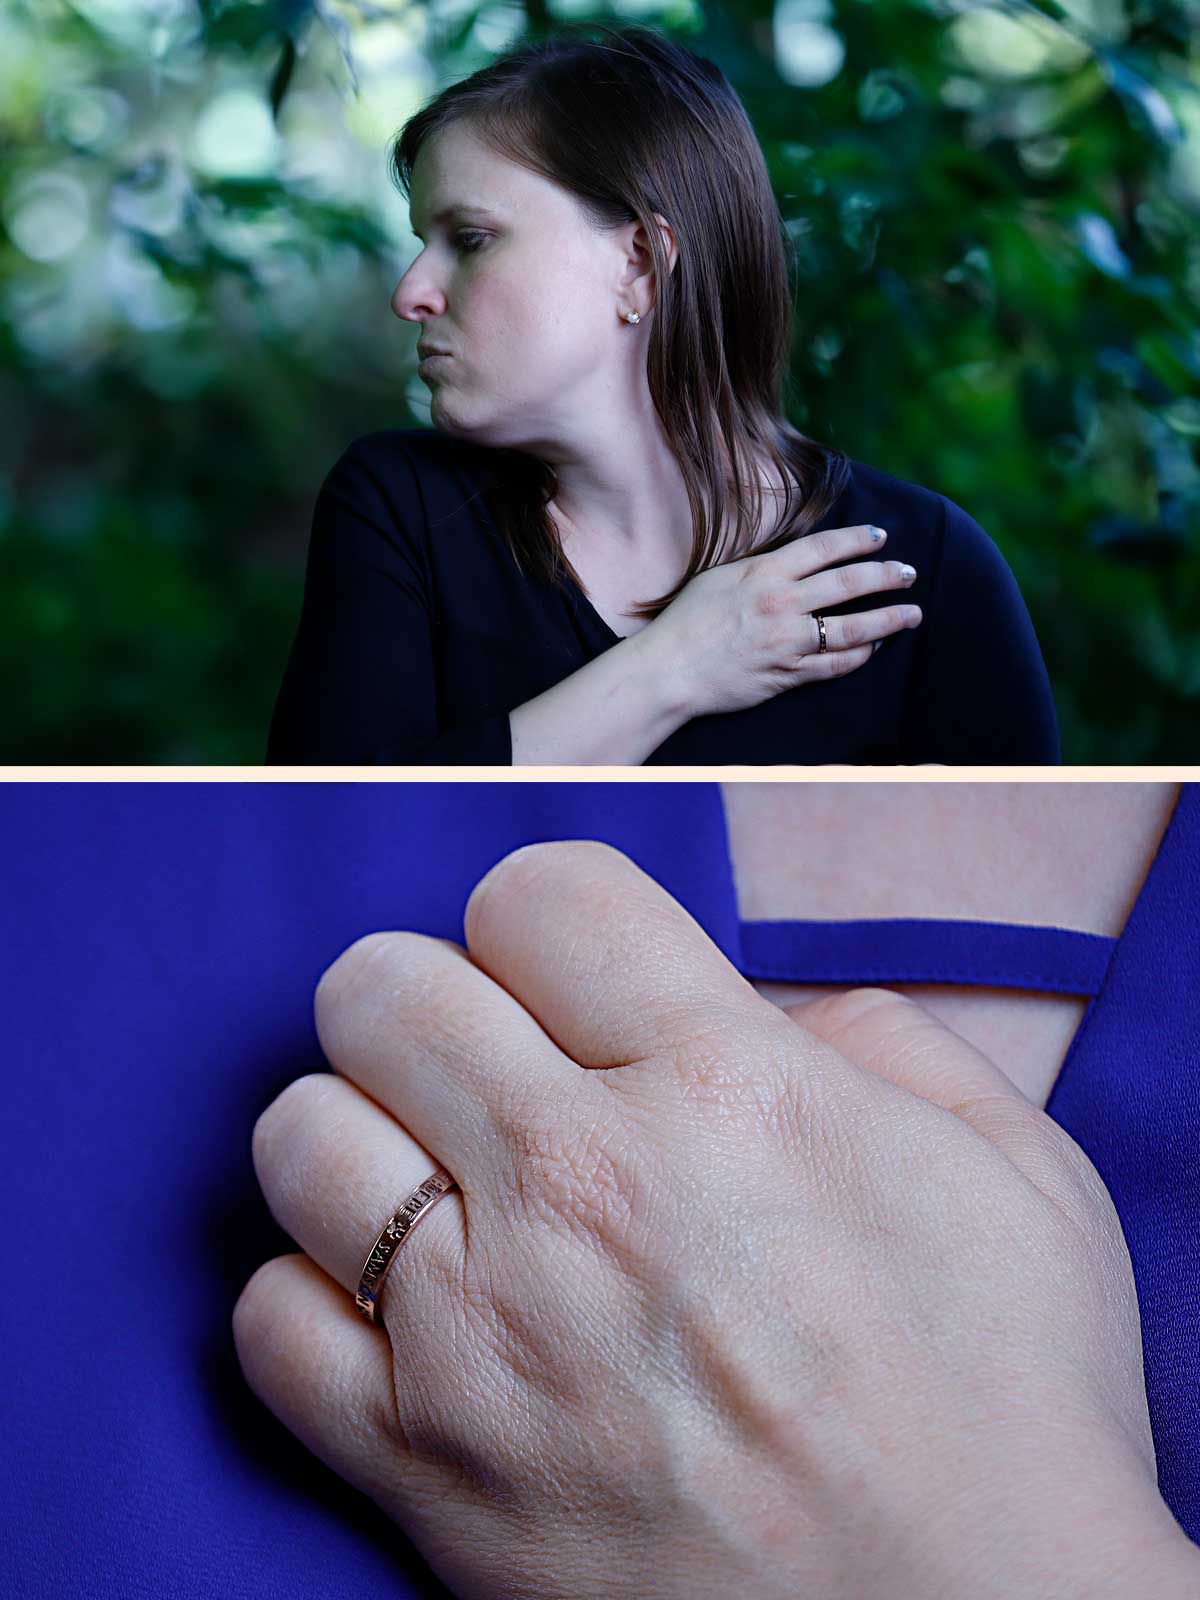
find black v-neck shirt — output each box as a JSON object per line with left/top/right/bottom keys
{"left": 265, "top": 427, "right": 1061, "bottom": 766}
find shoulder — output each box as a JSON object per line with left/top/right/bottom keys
{"left": 312, "top": 429, "right": 508, "bottom": 559}
{"left": 333, "top": 427, "right": 505, "bottom": 494}
{"left": 833, "top": 454, "right": 967, "bottom": 539}
{"left": 834, "top": 455, "right": 1016, "bottom": 586}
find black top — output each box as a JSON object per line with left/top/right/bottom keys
{"left": 265, "top": 427, "right": 1061, "bottom": 766}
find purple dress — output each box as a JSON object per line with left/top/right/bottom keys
{"left": 2, "top": 782, "right": 1193, "bottom": 1598}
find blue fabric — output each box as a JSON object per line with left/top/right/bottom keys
{"left": 264, "top": 428, "right": 1061, "bottom": 765}
{"left": 739, "top": 917, "right": 1117, "bottom": 994}
{"left": 1, "top": 782, "right": 1193, "bottom": 1600}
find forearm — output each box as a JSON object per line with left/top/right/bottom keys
{"left": 509, "top": 625, "right": 692, "bottom": 765}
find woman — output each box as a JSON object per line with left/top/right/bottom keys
{"left": 5, "top": 779, "right": 1196, "bottom": 1600}
{"left": 265, "top": 24, "right": 1059, "bottom": 767}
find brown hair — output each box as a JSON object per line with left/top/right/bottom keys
{"left": 389, "top": 21, "right": 851, "bottom": 623}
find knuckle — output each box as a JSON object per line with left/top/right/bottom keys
{"left": 662, "top": 1029, "right": 753, "bottom": 1109}
{"left": 809, "top": 531, "right": 835, "bottom": 567}
{"left": 784, "top": 990, "right": 911, "bottom": 1083}
{"left": 251, "top": 1072, "right": 338, "bottom": 1172}
{"left": 830, "top": 986, "right": 917, "bottom": 1025}
{"left": 482, "top": 838, "right": 592, "bottom": 888}
{"left": 508, "top": 1111, "right": 594, "bottom": 1216}
{"left": 315, "top": 930, "right": 409, "bottom": 1013}
{"left": 252, "top": 1072, "right": 312, "bottom": 1148}
{"left": 666, "top": 1019, "right": 781, "bottom": 1101}
{"left": 754, "top": 583, "right": 791, "bottom": 619}
{"left": 1028, "top": 1117, "right": 1125, "bottom": 1242}
{"left": 966, "top": 1107, "right": 1110, "bottom": 1246}
{"left": 465, "top": 839, "right": 622, "bottom": 944}
{"left": 315, "top": 930, "right": 460, "bottom": 1029}
{"left": 839, "top": 612, "right": 865, "bottom": 648}
{"left": 834, "top": 562, "right": 859, "bottom": 596}
{"left": 505, "top": 1101, "right": 647, "bottom": 1254}
{"left": 232, "top": 1252, "right": 300, "bottom": 1335}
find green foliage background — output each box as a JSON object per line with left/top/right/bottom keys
{"left": 2, "top": 0, "right": 1197, "bottom": 763}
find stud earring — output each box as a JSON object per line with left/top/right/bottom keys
{"left": 624, "top": 310, "right": 640, "bottom": 324}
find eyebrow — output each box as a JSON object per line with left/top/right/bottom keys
{"left": 410, "top": 204, "right": 502, "bottom": 236}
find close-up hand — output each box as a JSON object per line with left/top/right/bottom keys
{"left": 234, "top": 840, "right": 1194, "bottom": 1600}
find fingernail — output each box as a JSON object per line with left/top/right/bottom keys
{"left": 872, "top": 640, "right": 883, "bottom": 652}
{"left": 870, "top": 527, "right": 886, "bottom": 542}
{"left": 899, "top": 563, "right": 916, "bottom": 582}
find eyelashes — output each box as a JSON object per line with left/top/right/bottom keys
{"left": 404, "top": 231, "right": 489, "bottom": 277}
{"left": 409, "top": 231, "right": 488, "bottom": 259}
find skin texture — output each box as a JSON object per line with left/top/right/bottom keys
{"left": 234, "top": 838, "right": 1197, "bottom": 1600}
{"left": 393, "top": 120, "right": 837, "bottom": 637}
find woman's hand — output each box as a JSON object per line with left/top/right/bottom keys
{"left": 235, "top": 841, "right": 1194, "bottom": 1600}
{"left": 645, "top": 524, "right": 923, "bottom": 718}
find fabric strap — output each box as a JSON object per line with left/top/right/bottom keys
{"left": 737, "top": 916, "right": 1118, "bottom": 996}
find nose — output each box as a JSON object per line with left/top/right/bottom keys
{"left": 390, "top": 268, "right": 414, "bottom": 317}
{"left": 391, "top": 264, "right": 443, "bottom": 325}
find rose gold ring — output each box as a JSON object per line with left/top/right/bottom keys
{"left": 355, "top": 1167, "right": 459, "bottom": 1325}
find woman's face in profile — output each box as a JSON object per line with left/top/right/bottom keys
{"left": 391, "top": 121, "right": 655, "bottom": 452}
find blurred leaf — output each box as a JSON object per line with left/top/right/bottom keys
{"left": 1074, "top": 212, "right": 1133, "bottom": 280}
{"left": 1097, "top": 48, "right": 1185, "bottom": 144}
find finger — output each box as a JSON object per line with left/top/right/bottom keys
{"left": 809, "top": 633, "right": 876, "bottom": 672}
{"left": 783, "top": 987, "right": 1033, "bottom": 1112}
{"left": 231, "top": 1250, "right": 408, "bottom": 1514}
{"left": 798, "top": 557, "right": 919, "bottom": 615}
{"left": 807, "top": 603, "right": 922, "bottom": 655}
{"left": 314, "top": 931, "right": 585, "bottom": 1209}
{"left": 251, "top": 1070, "right": 466, "bottom": 1328}
{"left": 798, "top": 641, "right": 878, "bottom": 679}
{"left": 768, "top": 522, "right": 886, "bottom": 578}
{"left": 783, "top": 988, "right": 1117, "bottom": 1232}
{"left": 462, "top": 840, "right": 782, "bottom": 1069}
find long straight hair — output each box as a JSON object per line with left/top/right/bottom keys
{"left": 389, "top": 22, "right": 851, "bottom": 623}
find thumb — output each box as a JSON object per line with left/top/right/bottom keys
{"left": 783, "top": 986, "right": 1032, "bottom": 1114}
{"left": 782, "top": 986, "right": 1128, "bottom": 1312}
